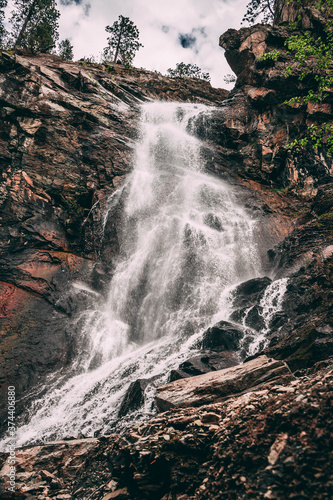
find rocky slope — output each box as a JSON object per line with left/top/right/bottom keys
{"left": 216, "top": 0, "right": 333, "bottom": 371}
{"left": 0, "top": 357, "right": 332, "bottom": 499}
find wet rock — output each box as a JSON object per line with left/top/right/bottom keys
{"left": 231, "top": 277, "right": 272, "bottom": 309}
{"left": 203, "top": 213, "right": 224, "bottom": 232}
{"left": 229, "top": 276, "right": 273, "bottom": 331}
{"left": 198, "top": 320, "right": 244, "bottom": 352}
{"left": 118, "top": 377, "right": 159, "bottom": 417}
{"left": 231, "top": 305, "right": 266, "bottom": 332}
{"left": 169, "top": 351, "right": 240, "bottom": 381}
{"left": 155, "top": 355, "right": 294, "bottom": 411}
{"left": 261, "top": 250, "right": 333, "bottom": 371}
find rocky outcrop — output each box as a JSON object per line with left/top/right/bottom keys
{"left": 1, "top": 363, "right": 332, "bottom": 499}
{"left": 197, "top": 320, "right": 244, "bottom": 352}
{"left": 155, "top": 356, "right": 294, "bottom": 412}
{"left": 0, "top": 42, "right": 301, "bottom": 432}
{"left": 215, "top": 1, "right": 333, "bottom": 196}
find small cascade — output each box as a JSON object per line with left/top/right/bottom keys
{"left": 239, "top": 278, "right": 289, "bottom": 357}
{"left": 0, "top": 102, "right": 287, "bottom": 451}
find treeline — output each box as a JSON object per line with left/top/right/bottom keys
{"left": 0, "top": 3, "right": 212, "bottom": 81}
{"left": 0, "top": 0, "right": 278, "bottom": 81}
{"left": 0, "top": 0, "right": 73, "bottom": 59}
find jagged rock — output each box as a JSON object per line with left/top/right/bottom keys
{"left": 169, "top": 351, "right": 240, "bottom": 381}
{"left": 155, "top": 355, "right": 294, "bottom": 411}
{"left": 229, "top": 277, "right": 273, "bottom": 331}
{"left": 217, "top": 6, "right": 333, "bottom": 192}
{"left": 252, "top": 245, "right": 333, "bottom": 371}
{"left": 312, "top": 183, "right": 333, "bottom": 216}
{"left": 118, "top": 377, "right": 159, "bottom": 417}
{"left": 231, "top": 277, "right": 272, "bottom": 309}
{"left": 197, "top": 320, "right": 244, "bottom": 352}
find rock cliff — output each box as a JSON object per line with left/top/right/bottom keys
{"left": 0, "top": 46, "right": 301, "bottom": 429}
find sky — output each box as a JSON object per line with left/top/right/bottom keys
{"left": 6, "top": 0, "right": 250, "bottom": 88}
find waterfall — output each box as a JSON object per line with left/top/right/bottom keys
{"left": 1, "top": 102, "right": 280, "bottom": 450}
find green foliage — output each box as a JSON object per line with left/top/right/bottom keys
{"left": 167, "top": 62, "right": 211, "bottom": 82}
{"left": 287, "top": 124, "right": 333, "bottom": 154}
{"left": 10, "top": 0, "right": 60, "bottom": 52}
{"left": 58, "top": 38, "right": 74, "bottom": 61}
{"left": 284, "top": 1, "right": 333, "bottom": 155}
{"left": 103, "top": 15, "right": 143, "bottom": 66}
{"left": 0, "top": 0, "right": 7, "bottom": 48}
{"left": 258, "top": 49, "right": 281, "bottom": 61}
{"left": 242, "top": 0, "right": 274, "bottom": 25}
{"left": 79, "top": 55, "right": 97, "bottom": 67}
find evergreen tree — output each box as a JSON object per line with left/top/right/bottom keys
{"left": 58, "top": 38, "right": 74, "bottom": 61}
{"left": 167, "top": 62, "right": 211, "bottom": 82}
{"left": 103, "top": 15, "right": 143, "bottom": 65}
{"left": 242, "top": 0, "right": 274, "bottom": 25}
{"left": 0, "top": 0, "right": 7, "bottom": 48}
{"left": 10, "top": 0, "right": 59, "bottom": 52}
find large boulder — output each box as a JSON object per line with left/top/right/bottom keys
{"left": 118, "top": 377, "right": 159, "bottom": 417}
{"left": 155, "top": 355, "right": 294, "bottom": 412}
{"left": 197, "top": 320, "right": 244, "bottom": 352}
{"left": 231, "top": 276, "right": 272, "bottom": 309}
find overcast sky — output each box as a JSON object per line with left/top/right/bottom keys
{"left": 6, "top": 0, "right": 250, "bottom": 88}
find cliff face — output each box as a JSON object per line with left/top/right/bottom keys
{"left": 218, "top": 19, "right": 333, "bottom": 197}
{"left": 0, "top": 51, "right": 229, "bottom": 424}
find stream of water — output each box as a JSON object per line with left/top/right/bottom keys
{"left": 0, "top": 102, "right": 288, "bottom": 450}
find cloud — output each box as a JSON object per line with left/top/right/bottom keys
{"left": 59, "top": 0, "right": 91, "bottom": 17}
{"left": 179, "top": 33, "right": 197, "bottom": 49}
{"left": 60, "top": 0, "right": 84, "bottom": 5}
{"left": 57, "top": 0, "right": 250, "bottom": 88}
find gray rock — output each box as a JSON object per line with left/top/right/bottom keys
{"left": 155, "top": 355, "right": 294, "bottom": 412}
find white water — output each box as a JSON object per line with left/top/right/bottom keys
{"left": 1, "top": 103, "right": 286, "bottom": 450}
{"left": 241, "top": 278, "right": 289, "bottom": 356}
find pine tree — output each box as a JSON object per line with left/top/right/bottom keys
{"left": 58, "top": 38, "right": 74, "bottom": 61}
{"left": 0, "top": 0, "right": 7, "bottom": 48}
{"left": 10, "top": 0, "right": 59, "bottom": 53}
{"left": 167, "top": 62, "right": 211, "bottom": 82}
{"left": 242, "top": 0, "right": 275, "bottom": 25}
{"left": 103, "top": 15, "right": 143, "bottom": 66}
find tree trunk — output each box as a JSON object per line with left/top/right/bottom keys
{"left": 113, "top": 19, "right": 124, "bottom": 63}
{"left": 14, "top": 0, "right": 38, "bottom": 49}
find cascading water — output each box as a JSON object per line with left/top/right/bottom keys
{"left": 239, "top": 278, "right": 289, "bottom": 357}
{"left": 0, "top": 102, "right": 285, "bottom": 450}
